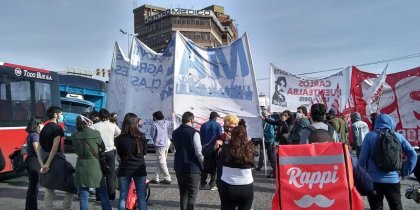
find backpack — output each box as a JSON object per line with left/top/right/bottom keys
{"left": 372, "top": 130, "right": 402, "bottom": 172}
{"left": 305, "top": 124, "right": 336, "bottom": 139}
{"left": 9, "top": 148, "right": 26, "bottom": 173}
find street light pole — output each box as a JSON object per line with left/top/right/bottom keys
{"left": 120, "top": 29, "right": 138, "bottom": 55}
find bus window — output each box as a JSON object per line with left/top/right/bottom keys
{"left": 11, "top": 81, "right": 31, "bottom": 121}
{"left": 35, "top": 82, "right": 51, "bottom": 118}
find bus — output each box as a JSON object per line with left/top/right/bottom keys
{"left": 0, "top": 62, "right": 60, "bottom": 176}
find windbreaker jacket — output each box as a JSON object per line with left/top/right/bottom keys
{"left": 359, "top": 114, "right": 417, "bottom": 183}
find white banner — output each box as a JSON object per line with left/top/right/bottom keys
{"left": 107, "top": 39, "right": 175, "bottom": 140}
{"left": 269, "top": 64, "right": 351, "bottom": 113}
{"left": 107, "top": 32, "right": 263, "bottom": 139}
{"left": 173, "top": 32, "right": 263, "bottom": 138}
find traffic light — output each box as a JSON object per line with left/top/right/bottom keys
{"left": 96, "top": 68, "right": 101, "bottom": 76}
{"left": 102, "top": 69, "right": 105, "bottom": 77}
{"left": 107, "top": 69, "right": 111, "bottom": 77}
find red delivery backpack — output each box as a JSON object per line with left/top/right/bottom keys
{"left": 271, "top": 143, "right": 364, "bottom": 210}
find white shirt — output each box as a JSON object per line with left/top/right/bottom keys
{"left": 92, "top": 120, "right": 121, "bottom": 152}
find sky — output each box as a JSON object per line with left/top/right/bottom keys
{"left": 1, "top": 0, "right": 420, "bottom": 96}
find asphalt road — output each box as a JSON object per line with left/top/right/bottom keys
{"left": 0, "top": 151, "right": 419, "bottom": 210}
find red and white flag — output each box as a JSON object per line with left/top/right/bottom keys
{"left": 311, "top": 89, "right": 328, "bottom": 109}
{"left": 363, "top": 65, "right": 388, "bottom": 113}
{"left": 331, "top": 84, "right": 341, "bottom": 113}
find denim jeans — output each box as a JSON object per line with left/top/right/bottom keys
{"left": 118, "top": 176, "right": 147, "bottom": 210}
{"left": 176, "top": 172, "right": 200, "bottom": 210}
{"left": 79, "top": 186, "right": 111, "bottom": 210}
{"left": 257, "top": 142, "right": 275, "bottom": 171}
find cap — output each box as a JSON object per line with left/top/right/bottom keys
{"left": 210, "top": 111, "right": 220, "bottom": 119}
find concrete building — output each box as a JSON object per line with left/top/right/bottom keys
{"left": 133, "top": 4, "right": 238, "bottom": 52}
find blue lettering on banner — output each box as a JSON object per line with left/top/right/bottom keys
{"left": 114, "top": 65, "right": 129, "bottom": 77}
{"left": 175, "top": 38, "right": 253, "bottom": 101}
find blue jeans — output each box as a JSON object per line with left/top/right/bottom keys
{"left": 118, "top": 176, "right": 147, "bottom": 210}
{"left": 79, "top": 186, "right": 111, "bottom": 210}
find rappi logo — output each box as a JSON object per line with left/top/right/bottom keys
{"left": 287, "top": 165, "right": 339, "bottom": 208}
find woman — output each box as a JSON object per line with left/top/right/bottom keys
{"left": 217, "top": 124, "right": 257, "bottom": 210}
{"left": 115, "top": 113, "right": 148, "bottom": 210}
{"left": 72, "top": 115, "right": 111, "bottom": 210}
{"left": 25, "top": 116, "right": 44, "bottom": 210}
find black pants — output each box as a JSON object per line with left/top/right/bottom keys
{"left": 25, "top": 156, "right": 40, "bottom": 210}
{"left": 96, "top": 150, "right": 116, "bottom": 200}
{"left": 176, "top": 172, "right": 200, "bottom": 210}
{"left": 200, "top": 172, "right": 216, "bottom": 187}
{"left": 217, "top": 179, "right": 254, "bottom": 210}
{"left": 367, "top": 182, "right": 402, "bottom": 210}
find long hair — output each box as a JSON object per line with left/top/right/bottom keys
{"left": 224, "top": 125, "right": 256, "bottom": 165}
{"left": 121, "top": 113, "right": 143, "bottom": 155}
{"left": 25, "top": 116, "right": 43, "bottom": 133}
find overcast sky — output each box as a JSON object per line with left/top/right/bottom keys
{"left": 1, "top": 0, "right": 420, "bottom": 95}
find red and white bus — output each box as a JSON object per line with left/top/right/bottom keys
{"left": 0, "top": 62, "right": 60, "bottom": 176}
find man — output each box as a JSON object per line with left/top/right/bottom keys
{"left": 262, "top": 112, "right": 289, "bottom": 145}
{"left": 150, "top": 111, "right": 172, "bottom": 184}
{"left": 300, "top": 103, "right": 339, "bottom": 144}
{"left": 289, "top": 106, "right": 311, "bottom": 144}
{"left": 172, "top": 111, "right": 204, "bottom": 210}
{"left": 39, "top": 106, "right": 76, "bottom": 210}
{"left": 327, "top": 108, "right": 348, "bottom": 144}
{"left": 350, "top": 112, "right": 369, "bottom": 158}
{"left": 359, "top": 114, "right": 417, "bottom": 210}
{"left": 91, "top": 108, "right": 121, "bottom": 200}
{"left": 199, "top": 111, "right": 222, "bottom": 190}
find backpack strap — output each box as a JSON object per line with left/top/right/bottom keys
{"left": 326, "top": 124, "right": 335, "bottom": 138}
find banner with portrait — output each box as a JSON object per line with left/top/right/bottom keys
{"left": 269, "top": 64, "right": 352, "bottom": 113}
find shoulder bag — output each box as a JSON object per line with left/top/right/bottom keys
{"left": 82, "top": 140, "right": 111, "bottom": 175}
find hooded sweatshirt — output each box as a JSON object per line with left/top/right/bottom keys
{"left": 151, "top": 120, "right": 171, "bottom": 149}
{"left": 359, "top": 114, "right": 417, "bottom": 183}
{"left": 350, "top": 112, "right": 369, "bottom": 147}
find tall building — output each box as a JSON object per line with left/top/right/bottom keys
{"left": 133, "top": 4, "right": 238, "bottom": 52}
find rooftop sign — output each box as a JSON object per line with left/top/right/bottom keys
{"left": 145, "top": 8, "right": 213, "bottom": 24}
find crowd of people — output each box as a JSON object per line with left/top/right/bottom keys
{"left": 19, "top": 103, "right": 420, "bottom": 210}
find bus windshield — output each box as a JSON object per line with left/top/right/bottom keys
{"left": 61, "top": 101, "right": 93, "bottom": 114}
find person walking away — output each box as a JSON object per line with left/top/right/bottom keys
{"left": 150, "top": 111, "right": 172, "bottom": 184}
{"left": 199, "top": 111, "right": 222, "bottom": 190}
{"left": 72, "top": 115, "right": 111, "bottom": 210}
{"left": 91, "top": 108, "right": 121, "bottom": 200}
{"left": 359, "top": 114, "right": 417, "bottom": 210}
{"left": 115, "top": 113, "right": 148, "bottom": 210}
{"left": 257, "top": 117, "right": 276, "bottom": 178}
{"left": 218, "top": 124, "right": 258, "bottom": 210}
{"left": 327, "top": 109, "right": 348, "bottom": 144}
{"left": 350, "top": 112, "right": 369, "bottom": 158}
{"left": 25, "top": 116, "right": 45, "bottom": 210}
{"left": 288, "top": 106, "right": 311, "bottom": 144}
{"left": 300, "top": 103, "right": 339, "bottom": 144}
{"left": 172, "top": 111, "right": 204, "bottom": 210}
{"left": 39, "top": 106, "right": 76, "bottom": 210}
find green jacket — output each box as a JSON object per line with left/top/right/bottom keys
{"left": 71, "top": 128, "right": 105, "bottom": 188}
{"left": 328, "top": 117, "right": 348, "bottom": 144}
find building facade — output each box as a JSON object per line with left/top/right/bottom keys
{"left": 133, "top": 4, "right": 238, "bottom": 52}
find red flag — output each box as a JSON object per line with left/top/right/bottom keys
{"left": 311, "top": 89, "right": 328, "bottom": 109}
{"left": 331, "top": 84, "right": 341, "bottom": 113}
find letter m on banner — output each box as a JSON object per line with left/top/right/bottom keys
{"left": 271, "top": 143, "right": 364, "bottom": 210}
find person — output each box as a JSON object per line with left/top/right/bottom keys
{"left": 72, "top": 115, "right": 111, "bottom": 210}
{"left": 150, "top": 111, "right": 172, "bottom": 184}
{"left": 272, "top": 76, "right": 287, "bottom": 105}
{"left": 115, "top": 113, "right": 148, "bottom": 210}
{"left": 289, "top": 106, "right": 311, "bottom": 144}
{"left": 39, "top": 106, "right": 76, "bottom": 210}
{"left": 172, "top": 111, "right": 204, "bottom": 210}
{"left": 110, "top": 112, "right": 118, "bottom": 124}
{"left": 327, "top": 109, "right": 348, "bottom": 144}
{"left": 91, "top": 108, "right": 121, "bottom": 200}
{"left": 300, "top": 103, "right": 339, "bottom": 144}
{"left": 90, "top": 110, "right": 100, "bottom": 124}
{"left": 0, "top": 147, "right": 5, "bottom": 171}
{"left": 308, "top": 129, "right": 374, "bottom": 196}
{"left": 199, "top": 111, "right": 222, "bottom": 190}
{"left": 359, "top": 114, "right": 417, "bottom": 210}
{"left": 350, "top": 112, "right": 369, "bottom": 158}
{"left": 262, "top": 112, "right": 290, "bottom": 145}
{"left": 256, "top": 116, "right": 276, "bottom": 178}
{"left": 24, "top": 116, "right": 45, "bottom": 210}
{"left": 217, "top": 124, "right": 258, "bottom": 210}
